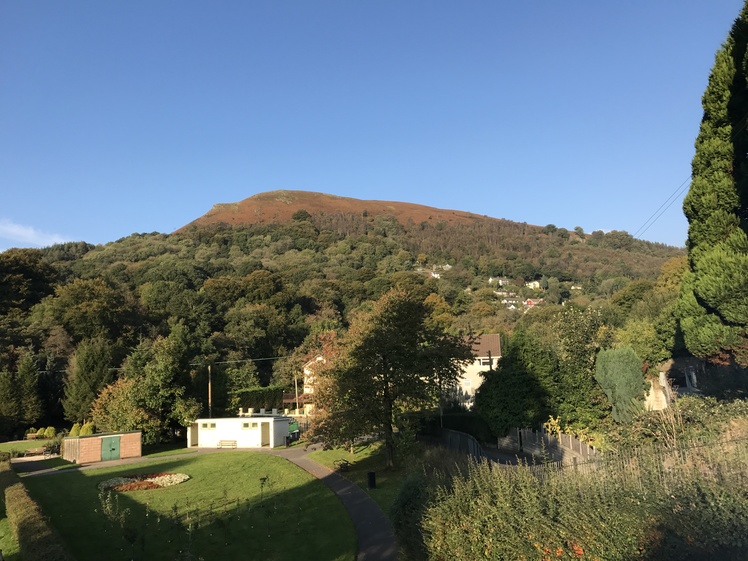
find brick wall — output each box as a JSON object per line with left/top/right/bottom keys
{"left": 78, "top": 438, "right": 101, "bottom": 464}
{"left": 120, "top": 433, "right": 142, "bottom": 459}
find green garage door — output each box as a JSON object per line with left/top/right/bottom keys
{"left": 101, "top": 436, "right": 121, "bottom": 461}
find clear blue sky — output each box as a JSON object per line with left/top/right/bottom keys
{"left": 1, "top": 1, "right": 743, "bottom": 251}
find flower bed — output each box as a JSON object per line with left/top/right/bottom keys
{"left": 97, "top": 473, "right": 190, "bottom": 492}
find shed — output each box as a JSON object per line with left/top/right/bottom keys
{"left": 187, "top": 415, "right": 291, "bottom": 449}
{"left": 62, "top": 431, "right": 142, "bottom": 464}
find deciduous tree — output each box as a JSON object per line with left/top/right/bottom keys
{"left": 313, "top": 289, "right": 474, "bottom": 467}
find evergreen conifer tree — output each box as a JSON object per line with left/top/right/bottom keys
{"left": 17, "top": 352, "right": 43, "bottom": 426}
{"left": 679, "top": 2, "right": 748, "bottom": 366}
{"left": 63, "top": 337, "right": 114, "bottom": 422}
{"left": 0, "top": 369, "right": 20, "bottom": 435}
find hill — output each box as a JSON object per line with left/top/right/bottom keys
{"left": 177, "top": 190, "right": 504, "bottom": 231}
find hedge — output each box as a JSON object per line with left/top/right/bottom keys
{"left": 1, "top": 461, "right": 74, "bottom": 561}
{"left": 232, "top": 385, "right": 285, "bottom": 411}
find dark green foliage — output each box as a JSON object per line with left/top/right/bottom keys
{"left": 17, "top": 351, "right": 43, "bottom": 426}
{"left": 0, "top": 248, "right": 57, "bottom": 314}
{"left": 679, "top": 1, "right": 748, "bottom": 367}
{"left": 595, "top": 347, "right": 647, "bottom": 423}
{"left": 62, "top": 337, "right": 114, "bottom": 422}
{"left": 0, "top": 369, "right": 20, "bottom": 436}
{"left": 475, "top": 331, "right": 550, "bottom": 436}
{"left": 232, "top": 385, "right": 285, "bottom": 411}
{"left": 390, "top": 474, "right": 430, "bottom": 561}
{"left": 314, "top": 289, "right": 475, "bottom": 468}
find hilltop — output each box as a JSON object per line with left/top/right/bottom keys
{"left": 177, "top": 190, "right": 507, "bottom": 231}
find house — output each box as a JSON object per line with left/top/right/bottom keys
{"left": 524, "top": 298, "right": 543, "bottom": 311}
{"left": 525, "top": 280, "right": 542, "bottom": 290}
{"left": 454, "top": 334, "right": 502, "bottom": 408}
{"left": 493, "top": 290, "right": 517, "bottom": 297}
{"left": 187, "top": 412, "right": 291, "bottom": 448}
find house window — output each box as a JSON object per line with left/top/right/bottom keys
{"left": 201, "top": 423, "right": 216, "bottom": 430}
{"left": 480, "top": 358, "right": 492, "bottom": 366}
{"left": 251, "top": 422, "right": 258, "bottom": 429}
{"left": 242, "top": 422, "right": 250, "bottom": 429}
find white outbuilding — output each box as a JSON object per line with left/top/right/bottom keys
{"left": 187, "top": 412, "right": 291, "bottom": 449}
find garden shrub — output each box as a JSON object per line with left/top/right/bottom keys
{"left": 79, "top": 421, "right": 95, "bottom": 435}
{"left": 69, "top": 422, "right": 81, "bottom": 437}
{"left": 26, "top": 427, "right": 38, "bottom": 437}
{"left": 44, "top": 426, "right": 56, "bottom": 439}
{"left": 411, "top": 438, "right": 748, "bottom": 561}
{"left": 390, "top": 474, "right": 430, "bottom": 561}
{"left": 35, "top": 427, "right": 45, "bottom": 438}
{"left": 2, "top": 461, "right": 73, "bottom": 561}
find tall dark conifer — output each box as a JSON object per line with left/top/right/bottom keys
{"left": 679, "top": 3, "right": 748, "bottom": 366}
{"left": 63, "top": 337, "right": 114, "bottom": 422}
{"left": 17, "top": 352, "right": 43, "bottom": 426}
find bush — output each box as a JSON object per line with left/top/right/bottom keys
{"left": 1, "top": 461, "right": 74, "bottom": 561}
{"left": 390, "top": 474, "right": 430, "bottom": 561}
{"left": 35, "top": 427, "right": 45, "bottom": 438}
{"left": 43, "top": 426, "right": 56, "bottom": 439}
{"left": 25, "top": 427, "right": 38, "bottom": 437}
{"left": 69, "top": 422, "right": 81, "bottom": 437}
{"left": 414, "top": 439, "right": 748, "bottom": 560}
{"left": 79, "top": 421, "right": 95, "bottom": 436}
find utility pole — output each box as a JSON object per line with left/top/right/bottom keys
{"left": 208, "top": 364, "right": 212, "bottom": 419}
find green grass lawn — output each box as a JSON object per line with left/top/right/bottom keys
{"left": 0, "top": 439, "right": 51, "bottom": 454}
{"left": 308, "top": 441, "right": 409, "bottom": 515}
{"left": 23, "top": 452, "right": 355, "bottom": 561}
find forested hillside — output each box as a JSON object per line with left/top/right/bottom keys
{"left": 0, "top": 193, "right": 683, "bottom": 439}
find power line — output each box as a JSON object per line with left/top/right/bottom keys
{"left": 633, "top": 177, "right": 691, "bottom": 240}
{"left": 633, "top": 109, "right": 748, "bottom": 240}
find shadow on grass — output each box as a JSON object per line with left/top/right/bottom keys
{"left": 308, "top": 442, "right": 411, "bottom": 514}
{"left": 20, "top": 452, "right": 355, "bottom": 561}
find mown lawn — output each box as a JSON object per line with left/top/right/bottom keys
{"left": 0, "top": 439, "right": 51, "bottom": 454}
{"left": 308, "top": 441, "right": 409, "bottom": 515}
{"left": 23, "top": 452, "right": 355, "bottom": 561}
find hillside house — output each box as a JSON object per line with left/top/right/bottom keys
{"left": 525, "top": 280, "right": 542, "bottom": 290}
{"left": 454, "top": 334, "right": 502, "bottom": 408}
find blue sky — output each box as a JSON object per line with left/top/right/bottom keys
{"left": 0, "top": 1, "right": 743, "bottom": 251}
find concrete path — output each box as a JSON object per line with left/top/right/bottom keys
{"left": 12, "top": 446, "right": 399, "bottom": 561}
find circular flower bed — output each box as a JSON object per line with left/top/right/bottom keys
{"left": 98, "top": 473, "right": 190, "bottom": 492}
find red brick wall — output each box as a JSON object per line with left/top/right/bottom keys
{"left": 120, "top": 433, "right": 142, "bottom": 459}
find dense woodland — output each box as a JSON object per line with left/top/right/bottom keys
{"left": 0, "top": 209, "right": 687, "bottom": 443}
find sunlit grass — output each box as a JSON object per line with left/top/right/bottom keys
{"left": 308, "top": 440, "right": 410, "bottom": 515}
{"left": 0, "top": 439, "right": 51, "bottom": 454}
{"left": 23, "top": 451, "right": 355, "bottom": 561}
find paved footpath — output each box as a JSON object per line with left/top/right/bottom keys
{"left": 12, "top": 447, "right": 398, "bottom": 561}
{"left": 270, "top": 447, "right": 398, "bottom": 561}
